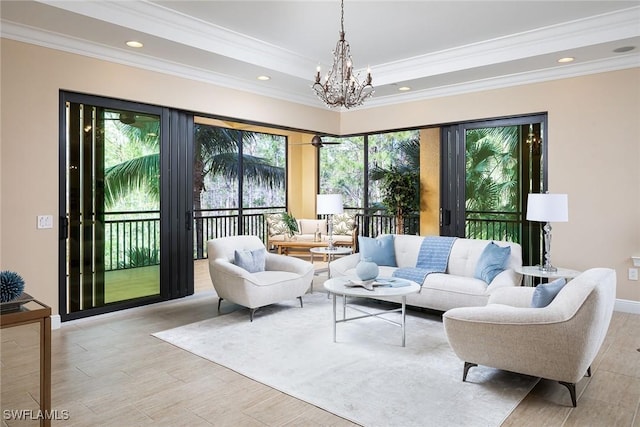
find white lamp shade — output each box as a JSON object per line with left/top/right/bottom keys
{"left": 526, "top": 193, "right": 568, "bottom": 222}
{"left": 316, "top": 194, "right": 344, "bottom": 215}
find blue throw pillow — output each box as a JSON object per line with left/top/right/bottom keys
{"left": 531, "top": 278, "right": 566, "bottom": 308}
{"left": 474, "top": 242, "right": 511, "bottom": 283}
{"left": 358, "top": 235, "right": 397, "bottom": 267}
{"left": 234, "top": 248, "right": 266, "bottom": 273}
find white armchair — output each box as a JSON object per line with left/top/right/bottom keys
{"left": 443, "top": 268, "right": 616, "bottom": 407}
{"left": 207, "top": 235, "right": 314, "bottom": 321}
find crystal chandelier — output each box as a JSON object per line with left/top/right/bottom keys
{"left": 312, "top": 0, "right": 373, "bottom": 109}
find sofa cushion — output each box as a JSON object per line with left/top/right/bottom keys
{"left": 298, "top": 219, "right": 326, "bottom": 235}
{"left": 474, "top": 242, "right": 511, "bottom": 283}
{"left": 358, "top": 235, "right": 397, "bottom": 266}
{"left": 265, "top": 213, "right": 291, "bottom": 237}
{"left": 531, "top": 277, "right": 566, "bottom": 308}
{"left": 234, "top": 248, "right": 267, "bottom": 273}
{"left": 332, "top": 212, "right": 356, "bottom": 235}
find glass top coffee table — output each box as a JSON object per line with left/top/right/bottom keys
{"left": 323, "top": 276, "right": 420, "bottom": 347}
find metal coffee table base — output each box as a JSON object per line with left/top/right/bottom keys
{"left": 331, "top": 294, "right": 409, "bottom": 347}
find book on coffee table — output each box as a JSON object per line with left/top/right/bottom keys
{"left": 345, "top": 278, "right": 411, "bottom": 291}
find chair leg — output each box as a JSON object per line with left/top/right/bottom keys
{"left": 298, "top": 296, "right": 304, "bottom": 308}
{"left": 558, "top": 381, "right": 577, "bottom": 407}
{"left": 217, "top": 298, "right": 223, "bottom": 313}
{"left": 249, "top": 308, "right": 256, "bottom": 322}
{"left": 586, "top": 366, "right": 592, "bottom": 377}
{"left": 463, "top": 362, "right": 477, "bottom": 382}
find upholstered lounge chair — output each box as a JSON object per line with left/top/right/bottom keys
{"left": 207, "top": 235, "right": 314, "bottom": 321}
{"left": 443, "top": 268, "right": 616, "bottom": 407}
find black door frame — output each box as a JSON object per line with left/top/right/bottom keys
{"left": 58, "top": 92, "right": 194, "bottom": 321}
{"left": 440, "top": 113, "right": 548, "bottom": 264}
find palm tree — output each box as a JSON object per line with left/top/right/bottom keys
{"left": 193, "top": 126, "right": 285, "bottom": 256}
{"left": 103, "top": 119, "right": 161, "bottom": 208}
{"left": 465, "top": 127, "right": 518, "bottom": 212}
{"left": 103, "top": 119, "right": 286, "bottom": 260}
{"left": 464, "top": 126, "right": 519, "bottom": 240}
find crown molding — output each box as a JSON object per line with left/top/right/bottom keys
{"left": 36, "top": 0, "right": 318, "bottom": 78}
{"left": 2, "top": 7, "right": 639, "bottom": 111}
{"left": 363, "top": 54, "right": 640, "bottom": 110}
{"left": 0, "top": 20, "right": 316, "bottom": 106}
{"left": 372, "top": 6, "right": 640, "bottom": 85}
{"left": 35, "top": 1, "right": 640, "bottom": 85}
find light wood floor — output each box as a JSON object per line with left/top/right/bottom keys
{"left": 1, "top": 260, "right": 639, "bottom": 426}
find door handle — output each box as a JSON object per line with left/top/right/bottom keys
{"left": 185, "top": 210, "right": 192, "bottom": 231}
{"left": 60, "top": 216, "right": 69, "bottom": 240}
{"left": 439, "top": 208, "right": 451, "bottom": 226}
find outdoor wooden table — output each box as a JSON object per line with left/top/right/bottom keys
{"left": 272, "top": 240, "right": 329, "bottom": 255}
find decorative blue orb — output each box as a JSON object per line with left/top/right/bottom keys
{"left": 0, "top": 270, "right": 25, "bottom": 303}
{"left": 355, "top": 257, "right": 379, "bottom": 281}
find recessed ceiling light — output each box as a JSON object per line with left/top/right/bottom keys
{"left": 257, "top": 75, "right": 271, "bottom": 81}
{"left": 398, "top": 86, "right": 411, "bottom": 92}
{"left": 126, "top": 41, "right": 143, "bottom": 48}
{"left": 613, "top": 46, "right": 635, "bottom": 53}
{"left": 557, "top": 57, "right": 574, "bottom": 63}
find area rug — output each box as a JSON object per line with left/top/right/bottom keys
{"left": 153, "top": 292, "right": 538, "bottom": 427}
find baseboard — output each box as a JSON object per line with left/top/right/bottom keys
{"left": 51, "top": 314, "right": 61, "bottom": 330}
{"left": 614, "top": 298, "right": 640, "bottom": 314}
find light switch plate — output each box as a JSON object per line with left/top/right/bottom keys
{"left": 37, "top": 215, "right": 53, "bottom": 229}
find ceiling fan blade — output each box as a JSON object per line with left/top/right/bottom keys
{"left": 289, "top": 135, "right": 341, "bottom": 148}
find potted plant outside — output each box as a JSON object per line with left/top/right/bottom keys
{"left": 379, "top": 167, "right": 419, "bottom": 234}
{"left": 281, "top": 212, "right": 299, "bottom": 239}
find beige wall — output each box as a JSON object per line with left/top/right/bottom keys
{"left": 342, "top": 70, "right": 640, "bottom": 302}
{"left": 2, "top": 39, "right": 639, "bottom": 316}
{"left": 419, "top": 128, "right": 440, "bottom": 237}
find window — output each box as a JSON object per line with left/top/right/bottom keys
{"left": 192, "top": 122, "right": 287, "bottom": 256}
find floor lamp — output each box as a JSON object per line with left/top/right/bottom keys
{"left": 317, "top": 194, "right": 343, "bottom": 250}
{"left": 526, "top": 193, "right": 568, "bottom": 272}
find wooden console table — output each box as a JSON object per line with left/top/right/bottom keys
{"left": 1, "top": 296, "right": 52, "bottom": 427}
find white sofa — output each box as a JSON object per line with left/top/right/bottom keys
{"left": 329, "top": 234, "right": 522, "bottom": 311}
{"left": 443, "top": 268, "right": 616, "bottom": 407}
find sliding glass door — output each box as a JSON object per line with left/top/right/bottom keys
{"left": 59, "top": 93, "right": 193, "bottom": 320}
{"left": 441, "top": 115, "right": 547, "bottom": 265}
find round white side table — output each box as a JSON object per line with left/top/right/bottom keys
{"left": 515, "top": 266, "right": 581, "bottom": 286}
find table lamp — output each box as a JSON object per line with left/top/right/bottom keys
{"left": 526, "top": 193, "right": 568, "bottom": 272}
{"left": 316, "top": 194, "right": 343, "bottom": 250}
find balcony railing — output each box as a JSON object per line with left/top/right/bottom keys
{"left": 105, "top": 210, "right": 160, "bottom": 271}
{"left": 193, "top": 207, "right": 284, "bottom": 259}
{"left": 103, "top": 208, "right": 518, "bottom": 271}
{"left": 465, "top": 210, "right": 522, "bottom": 242}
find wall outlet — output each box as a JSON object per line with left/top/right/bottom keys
{"left": 629, "top": 268, "right": 638, "bottom": 281}
{"left": 37, "top": 215, "right": 53, "bottom": 229}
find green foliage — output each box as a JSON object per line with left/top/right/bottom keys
{"left": 118, "top": 247, "right": 160, "bottom": 269}
{"left": 281, "top": 212, "right": 298, "bottom": 235}
{"left": 103, "top": 117, "right": 161, "bottom": 210}
{"left": 465, "top": 127, "right": 519, "bottom": 213}
{"left": 379, "top": 167, "right": 419, "bottom": 216}
{"left": 319, "top": 137, "right": 365, "bottom": 207}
